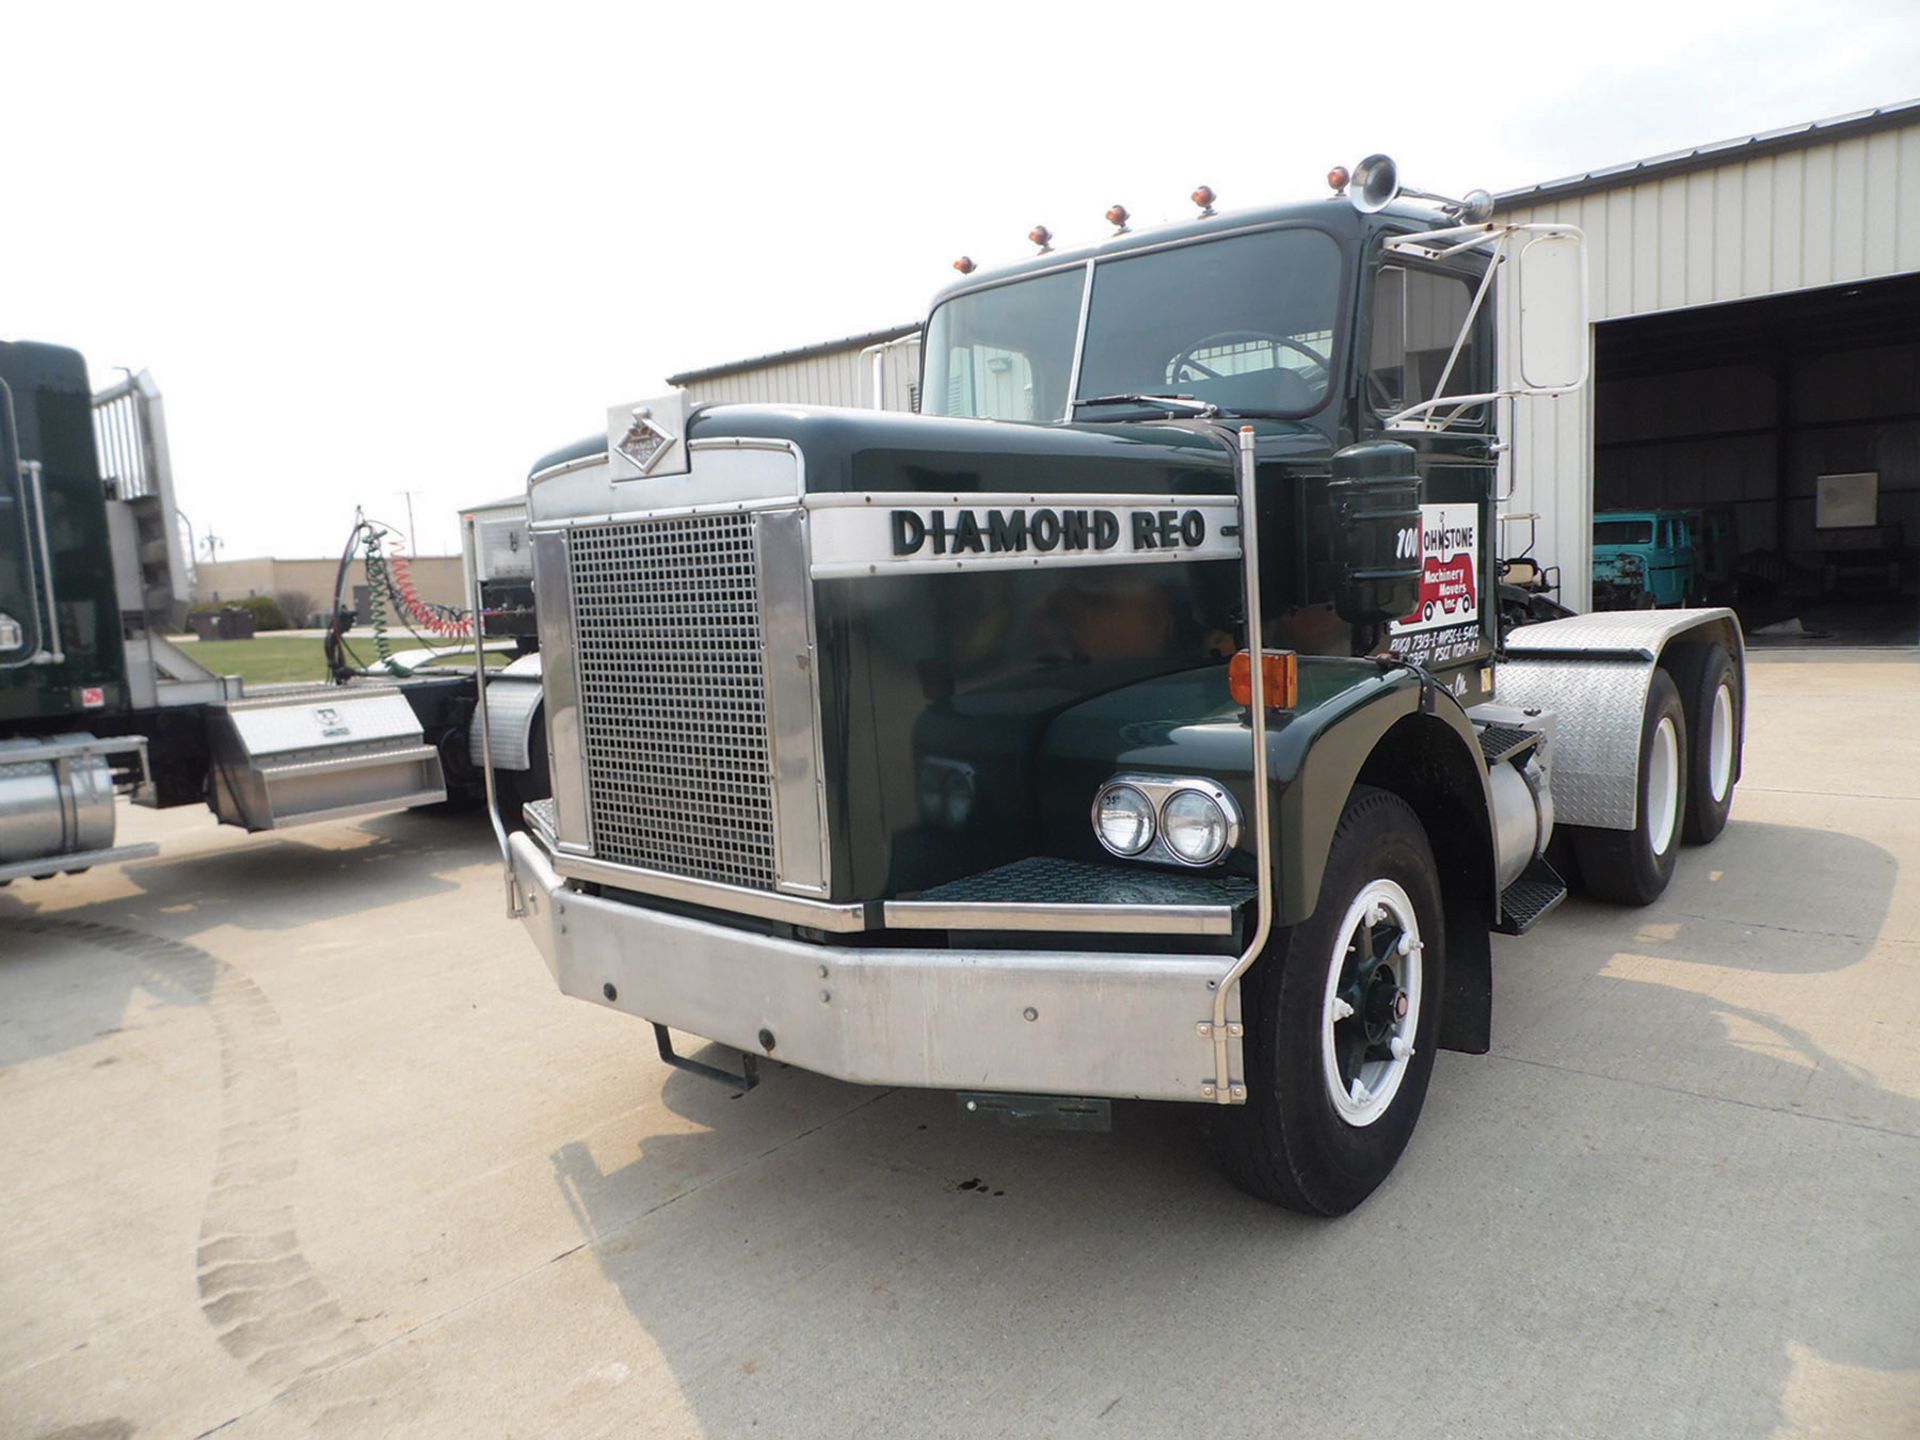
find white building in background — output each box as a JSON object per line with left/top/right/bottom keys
{"left": 667, "top": 101, "right": 1920, "bottom": 614}
{"left": 669, "top": 324, "right": 922, "bottom": 412}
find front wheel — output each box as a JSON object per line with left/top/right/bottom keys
{"left": 1211, "top": 786, "right": 1445, "bottom": 1216}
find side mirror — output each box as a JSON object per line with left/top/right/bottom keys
{"left": 1328, "top": 440, "right": 1423, "bottom": 624}
{"left": 1515, "top": 231, "right": 1589, "bottom": 392}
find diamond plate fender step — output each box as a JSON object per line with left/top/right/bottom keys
{"left": 1494, "top": 856, "right": 1568, "bottom": 936}
{"left": 1477, "top": 723, "right": 1542, "bottom": 767}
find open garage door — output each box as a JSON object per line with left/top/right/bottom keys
{"left": 1592, "top": 272, "right": 1920, "bottom": 644}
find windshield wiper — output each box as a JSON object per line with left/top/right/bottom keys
{"left": 1072, "top": 393, "right": 1219, "bottom": 418}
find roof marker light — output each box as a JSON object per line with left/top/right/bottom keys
{"left": 1327, "top": 164, "right": 1351, "bottom": 194}
{"left": 1029, "top": 224, "right": 1052, "bottom": 253}
{"left": 1106, "top": 204, "right": 1130, "bottom": 234}
{"left": 1192, "top": 184, "right": 1217, "bottom": 216}
{"left": 953, "top": 256, "right": 976, "bottom": 274}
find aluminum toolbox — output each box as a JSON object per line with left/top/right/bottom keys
{"left": 206, "top": 685, "right": 447, "bottom": 832}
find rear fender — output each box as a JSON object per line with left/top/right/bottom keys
{"left": 1498, "top": 608, "right": 1744, "bottom": 831}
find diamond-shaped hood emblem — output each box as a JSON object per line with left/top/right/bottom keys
{"left": 616, "top": 408, "right": 674, "bottom": 475}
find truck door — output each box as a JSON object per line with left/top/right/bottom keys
{"left": 1367, "top": 254, "right": 1497, "bottom": 691}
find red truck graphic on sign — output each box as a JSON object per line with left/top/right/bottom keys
{"left": 1388, "top": 504, "right": 1483, "bottom": 668}
{"left": 1407, "top": 552, "right": 1477, "bottom": 624}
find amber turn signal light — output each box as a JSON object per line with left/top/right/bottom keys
{"left": 1327, "top": 164, "right": 1352, "bottom": 193}
{"left": 1191, "top": 184, "right": 1217, "bottom": 215}
{"left": 1029, "top": 224, "right": 1052, "bottom": 250}
{"left": 1229, "top": 649, "right": 1298, "bottom": 711}
{"left": 953, "top": 256, "right": 976, "bottom": 274}
{"left": 1106, "top": 204, "right": 1129, "bottom": 231}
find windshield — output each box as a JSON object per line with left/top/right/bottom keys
{"left": 922, "top": 268, "right": 1082, "bottom": 422}
{"left": 922, "top": 226, "right": 1344, "bottom": 422}
{"left": 1594, "top": 519, "right": 1654, "bottom": 546}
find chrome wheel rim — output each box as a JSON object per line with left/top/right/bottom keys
{"left": 1708, "top": 682, "right": 1734, "bottom": 804}
{"left": 1320, "top": 878, "right": 1422, "bottom": 1128}
{"left": 1647, "top": 715, "right": 1680, "bottom": 856}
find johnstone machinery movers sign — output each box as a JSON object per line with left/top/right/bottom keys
{"left": 1388, "top": 503, "right": 1481, "bottom": 668}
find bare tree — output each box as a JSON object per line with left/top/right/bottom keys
{"left": 275, "top": 590, "right": 316, "bottom": 628}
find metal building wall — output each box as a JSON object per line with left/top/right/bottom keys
{"left": 681, "top": 337, "right": 923, "bottom": 411}
{"left": 1499, "top": 115, "right": 1920, "bottom": 610}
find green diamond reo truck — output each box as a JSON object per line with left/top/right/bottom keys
{"left": 483, "top": 157, "right": 1746, "bottom": 1215}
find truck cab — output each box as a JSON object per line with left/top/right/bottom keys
{"left": 495, "top": 163, "right": 1746, "bottom": 1215}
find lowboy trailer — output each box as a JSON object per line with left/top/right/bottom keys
{"left": 486, "top": 158, "right": 1745, "bottom": 1215}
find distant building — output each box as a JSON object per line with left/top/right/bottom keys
{"left": 668, "top": 323, "right": 922, "bottom": 412}
{"left": 194, "top": 555, "right": 466, "bottom": 620}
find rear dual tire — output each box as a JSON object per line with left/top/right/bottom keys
{"left": 1680, "top": 643, "right": 1738, "bottom": 845}
{"left": 1572, "top": 668, "right": 1687, "bottom": 907}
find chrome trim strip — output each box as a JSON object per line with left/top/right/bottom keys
{"left": 527, "top": 492, "right": 810, "bottom": 533}
{"left": 530, "top": 528, "right": 592, "bottom": 850}
{"left": 526, "top": 437, "right": 803, "bottom": 491}
{"left": 802, "top": 490, "right": 1230, "bottom": 510}
{"left": 882, "top": 900, "right": 1235, "bottom": 936}
{"left": 528, "top": 451, "right": 608, "bottom": 487}
{"left": 546, "top": 844, "right": 869, "bottom": 931}
{"left": 1061, "top": 259, "right": 1096, "bottom": 422}
{"left": 756, "top": 507, "right": 831, "bottom": 897}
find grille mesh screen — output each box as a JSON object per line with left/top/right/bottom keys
{"left": 569, "top": 514, "right": 776, "bottom": 889}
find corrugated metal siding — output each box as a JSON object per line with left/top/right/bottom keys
{"left": 1500, "top": 117, "right": 1920, "bottom": 608}
{"left": 682, "top": 337, "right": 922, "bottom": 412}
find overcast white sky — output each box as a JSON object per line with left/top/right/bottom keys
{"left": 8, "top": 1, "right": 1917, "bottom": 558}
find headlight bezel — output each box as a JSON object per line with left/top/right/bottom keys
{"left": 1091, "top": 773, "right": 1244, "bottom": 868}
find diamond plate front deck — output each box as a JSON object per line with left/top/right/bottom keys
{"left": 885, "top": 857, "right": 1255, "bottom": 936}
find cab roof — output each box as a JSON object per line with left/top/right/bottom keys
{"left": 927, "top": 194, "right": 1455, "bottom": 309}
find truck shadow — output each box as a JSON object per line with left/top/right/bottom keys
{"left": 0, "top": 810, "right": 498, "bottom": 1066}
{"left": 542, "top": 812, "right": 1919, "bottom": 1437}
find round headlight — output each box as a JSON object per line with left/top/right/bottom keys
{"left": 1094, "top": 783, "right": 1155, "bottom": 856}
{"left": 1162, "top": 789, "right": 1231, "bottom": 865}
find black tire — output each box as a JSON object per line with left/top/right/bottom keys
{"left": 1571, "top": 668, "right": 1687, "bottom": 906}
{"left": 1679, "top": 643, "right": 1738, "bottom": 845}
{"left": 1212, "top": 786, "right": 1445, "bottom": 1216}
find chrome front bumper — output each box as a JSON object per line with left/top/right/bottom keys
{"left": 508, "top": 831, "right": 1243, "bottom": 1104}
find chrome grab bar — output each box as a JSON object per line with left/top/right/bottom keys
{"left": 1207, "top": 424, "right": 1271, "bottom": 1102}
{"left": 0, "top": 376, "right": 48, "bottom": 668}
{"left": 22, "top": 460, "right": 64, "bottom": 665}
{"left": 464, "top": 509, "right": 524, "bottom": 918}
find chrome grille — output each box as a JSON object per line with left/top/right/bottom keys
{"left": 568, "top": 513, "right": 776, "bottom": 889}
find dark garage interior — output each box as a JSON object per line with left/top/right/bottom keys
{"left": 1591, "top": 272, "right": 1920, "bottom": 643}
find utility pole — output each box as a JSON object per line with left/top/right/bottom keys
{"left": 396, "top": 490, "right": 423, "bottom": 552}
{"left": 202, "top": 530, "right": 223, "bottom": 563}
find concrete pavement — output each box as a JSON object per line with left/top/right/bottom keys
{"left": 2, "top": 655, "right": 1917, "bottom": 1438}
